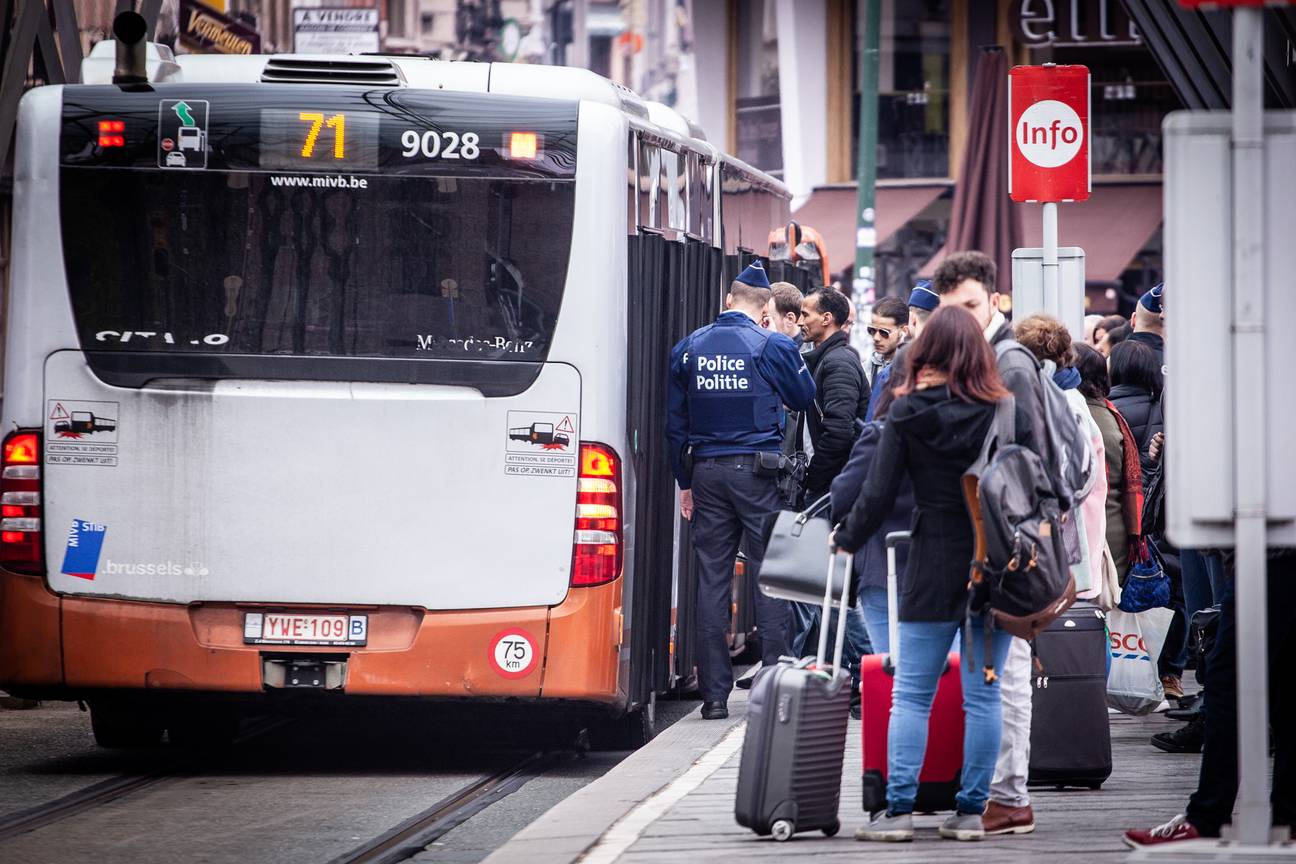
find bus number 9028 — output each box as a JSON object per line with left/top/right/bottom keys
{"left": 400, "top": 130, "right": 481, "bottom": 161}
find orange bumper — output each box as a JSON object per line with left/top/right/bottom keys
{"left": 0, "top": 570, "right": 625, "bottom": 705}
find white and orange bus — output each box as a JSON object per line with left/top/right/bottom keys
{"left": 0, "top": 33, "right": 810, "bottom": 747}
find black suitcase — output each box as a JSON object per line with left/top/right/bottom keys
{"left": 1027, "top": 600, "right": 1113, "bottom": 789}
{"left": 735, "top": 551, "right": 853, "bottom": 841}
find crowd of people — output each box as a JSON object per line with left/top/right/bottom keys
{"left": 666, "top": 250, "right": 1293, "bottom": 845}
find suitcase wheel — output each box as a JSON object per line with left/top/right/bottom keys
{"left": 771, "top": 819, "right": 795, "bottom": 842}
{"left": 822, "top": 820, "right": 840, "bottom": 837}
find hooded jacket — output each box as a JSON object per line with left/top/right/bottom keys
{"left": 834, "top": 386, "right": 995, "bottom": 622}
{"left": 830, "top": 420, "right": 914, "bottom": 595}
{"left": 801, "top": 330, "right": 869, "bottom": 500}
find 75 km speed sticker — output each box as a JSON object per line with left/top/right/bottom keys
{"left": 490, "top": 628, "right": 538, "bottom": 679}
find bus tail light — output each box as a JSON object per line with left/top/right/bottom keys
{"left": 0, "top": 431, "right": 44, "bottom": 575}
{"left": 571, "top": 443, "right": 622, "bottom": 587}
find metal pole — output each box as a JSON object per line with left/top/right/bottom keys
{"left": 1042, "top": 201, "right": 1058, "bottom": 316}
{"left": 851, "top": 0, "right": 880, "bottom": 344}
{"left": 1230, "top": 5, "right": 1270, "bottom": 846}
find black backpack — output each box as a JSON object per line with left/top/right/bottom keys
{"left": 962, "top": 398, "right": 1076, "bottom": 672}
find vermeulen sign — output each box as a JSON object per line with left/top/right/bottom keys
{"left": 178, "top": 0, "right": 260, "bottom": 55}
{"left": 293, "top": 8, "right": 381, "bottom": 55}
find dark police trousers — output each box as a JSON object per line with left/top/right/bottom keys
{"left": 690, "top": 454, "right": 792, "bottom": 702}
{"left": 1186, "top": 553, "right": 1295, "bottom": 835}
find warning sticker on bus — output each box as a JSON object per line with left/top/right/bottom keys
{"left": 504, "top": 411, "right": 577, "bottom": 477}
{"left": 489, "top": 628, "right": 538, "bottom": 679}
{"left": 46, "top": 400, "right": 119, "bottom": 467}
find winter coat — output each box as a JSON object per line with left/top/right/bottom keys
{"left": 1087, "top": 396, "right": 1130, "bottom": 577}
{"left": 833, "top": 385, "right": 996, "bottom": 623}
{"left": 1127, "top": 330, "right": 1164, "bottom": 364}
{"left": 1108, "top": 384, "right": 1163, "bottom": 478}
{"left": 1063, "top": 387, "right": 1107, "bottom": 599}
{"left": 830, "top": 420, "right": 914, "bottom": 595}
{"left": 802, "top": 331, "right": 869, "bottom": 501}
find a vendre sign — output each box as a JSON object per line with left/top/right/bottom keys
{"left": 1008, "top": 64, "right": 1090, "bottom": 203}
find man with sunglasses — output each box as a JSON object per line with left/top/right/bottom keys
{"left": 863, "top": 296, "right": 909, "bottom": 387}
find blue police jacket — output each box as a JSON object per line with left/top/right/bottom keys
{"left": 666, "top": 310, "right": 816, "bottom": 489}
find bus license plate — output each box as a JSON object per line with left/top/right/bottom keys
{"left": 243, "top": 612, "right": 367, "bottom": 646}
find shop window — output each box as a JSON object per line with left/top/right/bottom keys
{"left": 735, "top": 0, "right": 782, "bottom": 175}
{"left": 853, "top": 0, "right": 951, "bottom": 180}
{"left": 1046, "top": 47, "right": 1181, "bottom": 175}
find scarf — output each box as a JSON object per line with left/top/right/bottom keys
{"left": 982, "top": 311, "right": 1007, "bottom": 343}
{"left": 915, "top": 367, "right": 948, "bottom": 390}
{"left": 1105, "top": 399, "right": 1144, "bottom": 538}
{"left": 1053, "top": 366, "right": 1082, "bottom": 390}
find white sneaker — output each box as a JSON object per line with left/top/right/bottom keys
{"left": 854, "top": 811, "right": 914, "bottom": 842}
{"left": 938, "top": 812, "right": 986, "bottom": 841}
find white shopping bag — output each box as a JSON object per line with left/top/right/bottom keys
{"left": 1106, "top": 607, "right": 1174, "bottom": 715}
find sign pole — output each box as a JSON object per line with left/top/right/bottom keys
{"left": 1230, "top": 4, "right": 1270, "bottom": 845}
{"left": 1042, "top": 201, "right": 1059, "bottom": 316}
{"left": 851, "top": 0, "right": 880, "bottom": 318}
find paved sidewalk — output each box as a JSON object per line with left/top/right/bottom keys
{"left": 487, "top": 690, "right": 1210, "bottom": 864}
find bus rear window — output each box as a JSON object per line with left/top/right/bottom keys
{"left": 60, "top": 169, "right": 574, "bottom": 364}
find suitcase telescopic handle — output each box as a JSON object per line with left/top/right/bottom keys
{"left": 814, "top": 549, "right": 854, "bottom": 679}
{"left": 884, "top": 531, "right": 912, "bottom": 674}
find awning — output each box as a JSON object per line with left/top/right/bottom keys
{"left": 792, "top": 183, "right": 948, "bottom": 276}
{"left": 919, "top": 183, "right": 1162, "bottom": 282}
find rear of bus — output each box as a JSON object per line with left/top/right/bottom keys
{"left": 0, "top": 79, "right": 629, "bottom": 716}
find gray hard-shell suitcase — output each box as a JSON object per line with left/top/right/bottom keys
{"left": 1027, "top": 600, "right": 1113, "bottom": 789}
{"left": 735, "top": 551, "right": 853, "bottom": 841}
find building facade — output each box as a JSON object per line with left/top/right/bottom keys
{"left": 687, "top": 0, "right": 1175, "bottom": 313}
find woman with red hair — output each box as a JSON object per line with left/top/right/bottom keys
{"left": 833, "top": 305, "right": 1014, "bottom": 843}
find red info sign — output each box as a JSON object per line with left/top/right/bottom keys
{"left": 1009, "top": 65, "right": 1090, "bottom": 203}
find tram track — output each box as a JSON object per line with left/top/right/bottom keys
{"left": 327, "top": 751, "right": 552, "bottom": 864}
{"left": 0, "top": 716, "right": 294, "bottom": 843}
{"left": 0, "top": 712, "right": 554, "bottom": 864}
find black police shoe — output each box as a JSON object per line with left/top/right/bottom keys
{"left": 1151, "top": 717, "right": 1204, "bottom": 754}
{"left": 735, "top": 675, "right": 754, "bottom": 690}
{"left": 701, "top": 701, "right": 729, "bottom": 720}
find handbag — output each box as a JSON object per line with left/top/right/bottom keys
{"left": 1117, "top": 538, "right": 1171, "bottom": 613}
{"left": 758, "top": 495, "right": 846, "bottom": 605}
{"left": 1106, "top": 607, "right": 1173, "bottom": 715}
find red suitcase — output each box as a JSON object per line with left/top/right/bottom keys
{"left": 859, "top": 530, "right": 965, "bottom": 814}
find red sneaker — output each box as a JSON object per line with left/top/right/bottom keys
{"left": 1123, "top": 814, "right": 1200, "bottom": 848}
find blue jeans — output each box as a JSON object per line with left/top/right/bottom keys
{"left": 887, "top": 619, "right": 1013, "bottom": 816}
{"left": 1165, "top": 549, "right": 1227, "bottom": 675}
{"left": 789, "top": 600, "right": 869, "bottom": 676}
{"left": 1182, "top": 548, "right": 1224, "bottom": 622}
{"left": 860, "top": 587, "right": 889, "bottom": 655}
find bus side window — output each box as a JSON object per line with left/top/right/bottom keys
{"left": 638, "top": 140, "right": 659, "bottom": 230}
{"left": 627, "top": 132, "right": 639, "bottom": 235}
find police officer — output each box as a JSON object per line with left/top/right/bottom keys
{"left": 667, "top": 262, "right": 816, "bottom": 720}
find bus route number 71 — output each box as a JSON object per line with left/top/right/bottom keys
{"left": 400, "top": 130, "right": 481, "bottom": 160}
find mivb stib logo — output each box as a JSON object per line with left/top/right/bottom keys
{"left": 1015, "top": 99, "right": 1084, "bottom": 169}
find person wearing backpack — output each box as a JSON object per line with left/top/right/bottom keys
{"left": 934, "top": 251, "right": 1053, "bottom": 837}
{"left": 1014, "top": 315, "right": 1107, "bottom": 599}
{"left": 833, "top": 306, "right": 1014, "bottom": 843}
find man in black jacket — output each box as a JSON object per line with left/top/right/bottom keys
{"left": 935, "top": 251, "right": 1050, "bottom": 838}
{"left": 798, "top": 287, "right": 869, "bottom": 503}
